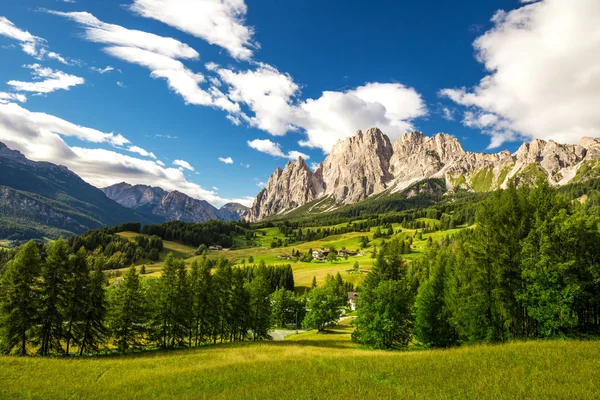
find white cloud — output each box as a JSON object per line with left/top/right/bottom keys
{"left": 212, "top": 62, "right": 426, "bottom": 153}
{"left": 0, "top": 102, "right": 252, "bottom": 206}
{"left": 293, "top": 82, "right": 426, "bottom": 152}
{"left": 51, "top": 11, "right": 239, "bottom": 113}
{"left": 440, "top": 0, "right": 600, "bottom": 148}
{"left": 441, "top": 107, "right": 454, "bottom": 121}
{"left": 116, "top": 81, "right": 126, "bottom": 88}
{"left": 0, "top": 92, "right": 27, "bottom": 104}
{"left": 0, "top": 16, "right": 70, "bottom": 64}
{"left": 247, "top": 138, "right": 309, "bottom": 160}
{"left": 310, "top": 162, "right": 320, "bottom": 171}
{"left": 256, "top": 180, "right": 265, "bottom": 188}
{"left": 130, "top": 0, "right": 257, "bottom": 60}
{"left": 90, "top": 66, "right": 114, "bottom": 74}
{"left": 218, "top": 156, "right": 233, "bottom": 164}
{"left": 0, "top": 102, "right": 127, "bottom": 146}
{"left": 173, "top": 159, "right": 194, "bottom": 171}
{"left": 155, "top": 134, "right": 178, "bottom": 139}
{"left": 240, "top": 162, "right": 250, "bottom": 168}
{"left": 215, "top": 63, "right": 298, "bottom": 135}
{"left": 127, "top": 145, "right": 156, "bottom": 159}
{"left": 7, "top": 64, "right": 84, "bottom": 94}
{"left": 156, "top": 160, "right": 165, "bottom": 166}
{"left": 212, "top": 186, "right": 219, "bottom": 191}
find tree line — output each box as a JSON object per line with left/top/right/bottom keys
{"left": 352, "top": 181, "right": 600, "bottom": 349}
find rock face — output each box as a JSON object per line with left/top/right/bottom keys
{"left": 103, "top": 183, "right": 248, "bottom": 223}
{"left": 248, "top": 157, "right": 323, "bottom": 220}
{"left": 320, "top": 128, "right": 394, "bottom": 204}
{"left": 247, "top": 129, "right": 600, "bottom": 221}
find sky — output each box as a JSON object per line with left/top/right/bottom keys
{"left": 0, "top": 0, "right": 599, "bottom": 207}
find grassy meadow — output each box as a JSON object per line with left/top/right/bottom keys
{"left": 112, "top": 218, "right": 466, "bottom": 289}
{"left": 0, "top": 322, "right": 598, "bottom": 399}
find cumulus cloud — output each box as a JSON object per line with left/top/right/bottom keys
{"left": 293, "top": 82, "right": 427, "bottom": 152}
{"left": 50, "top": 11, "right": 238, "bottom": 112}
{"left": 218, "top": 156, "right": 233, "bottom": 164}
{"left": 247, "top": 138, "right": 309, "bottom": 160}
{"left": 212, "top": 62, "right": 426, "bottom": 152}
{"left": 7, "top": 64, "right": 84, "bottom": 94}
{"left": 173, "top": 159, "right": 194, "bottom": 171}
{"left": 156, "top": 160, "right": 165, "bottom": 166}
{"left": 0, "top": 102, "right": 252, "bottom": 206}
{"left": 440, "top": 0, "right": 600, "bottom": 148}
{"left": 129, "top": 0, "right": 257, "bottom": 60}
{"left": 215, "top": 63, "right": 299, "bottom": 135}
{"left": 127, "top": 145, "right": 156, "bottom": 159}
{"left": 0, "top": 16, "right": 70, "bottom": 64}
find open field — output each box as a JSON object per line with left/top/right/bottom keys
{"left": 0, "top": 327, "right": 598, "bottom": 399}
{"left": 110, "top": 220, "right": 467, "bottom": 288}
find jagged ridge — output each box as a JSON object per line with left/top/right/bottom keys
{"left": 247, "top": 128, "right": 600, "bottom": 221}
{"left": 102, "top": 183, "right": 248, "bottom": 223}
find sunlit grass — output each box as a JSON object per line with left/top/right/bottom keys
{"left": 0, "top": 331, "right": 598, "bottom": 399}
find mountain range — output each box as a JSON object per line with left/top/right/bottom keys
{"left": 0, "top": 142, "right": 153, "bottom": 240}
{"left": 102, "top": 183, "right": 248, "bottom": 223}
{"left": 247, "top": 128, "right": 600, "bottom": 221}
{"left": 0, "top": 142, "right": 248, "bottom": 241}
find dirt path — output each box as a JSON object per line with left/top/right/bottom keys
{"left": 269, "top": 329, "right": 308, "bottom": 341}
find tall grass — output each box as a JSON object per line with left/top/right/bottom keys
{"left": 1, "top": 335, "right": 598, "bottom": 399}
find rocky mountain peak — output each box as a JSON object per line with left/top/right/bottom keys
{"left": 247, "top": 129, "right": 600, "bottom": 221}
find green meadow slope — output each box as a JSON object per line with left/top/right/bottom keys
{"left": 0, "top": 322, "right": 598, "bottom": 400}
{"left": 112, "top": 218, "right": 462, "bottom": 289}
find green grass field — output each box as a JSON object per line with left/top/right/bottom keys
{"left": 1, "top": 325, "right": 598, "bottom": 399}
{"left": 111, "top": 220, "right": 467, "bottom": 289}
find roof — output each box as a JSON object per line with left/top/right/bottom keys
{"left": 348, "top": 292, "right": 359, "bottom": 301}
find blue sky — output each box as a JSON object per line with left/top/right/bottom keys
{"left": 0, "top": 0, "right": 598, "bottom": 206}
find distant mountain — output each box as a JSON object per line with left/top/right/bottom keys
{"left": 247, "top": 128, "right": 600, "bottom": 221}
{"left": 217, "top": 202, "right": 249, "bottom": 220}
{"left": 0, "top": 142, "right": 152, "bottom": 240}
{"left": 102, "top": 183, "right": 248, "bottom": 223}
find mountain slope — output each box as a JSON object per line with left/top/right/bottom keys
{"left": 102, "top": 183, "right": 248, "bottom": 223}
{"left": 0, "top": 142, "right": 151, "bottom": 240}
{"left": 248, "top": 128, "right": 600, "bottom": 221}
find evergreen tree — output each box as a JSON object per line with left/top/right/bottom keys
{"left": 0, "top": 241, "right": 42, "bottom": 355}
{"left": 76, "top": 256, "right": 108, "bottom": 355}
{"left": 64, "top": 247, "right": 90, "bottom": 355}
{"left": 247, "top": 274, "right": 272, "bottom": 340}
{"left": 352, "top": 280, "right": 413, "bottom": 349}
{"left": 271, "top": 288, "right": 295, "bottom": 328}
{"left": 414, "top": 255, "right": 456, "bottom": 347}
{"left": 37, "top": 238, "right": 69, "bottom": 356}
{"left": 110, "top": 265, "right": 147, "bottom": 353}
{"left": 311, "top": 276, "right": 317, "bottom": 289}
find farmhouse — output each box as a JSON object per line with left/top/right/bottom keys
{"left": 209, "top": 245, "right": 223, "bottom": 251}
{"left": 348, "top": 292, "right": 359, "bottom": 311}
{"left": 338, "top": 249, "right": 358, "bottom": 257}
{"left": 312, "top": 248, "right": 331, "bottom": 260}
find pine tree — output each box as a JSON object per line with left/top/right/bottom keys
{"left": 37, "top": 238, "right": 69, "bottom": 356}
{"left": 311, "top": 276, "right": 317, "bottom": 289}
{"left": 247, "top": 274, "right": 271, "bottom": 340}
{"left": 111, "top": 265, "right": 147, "bottom": 353}
{"left": 414, "top": 257, "right": 456, "bottom": 348}
{"left": 0, "top": 241, "right": 42, "bottom": 355}
{"left": 64, "top": 247, "right": 90, "bottom": 356}
{"left": 76, "top": 256, "right": 108, "bottom": 355}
